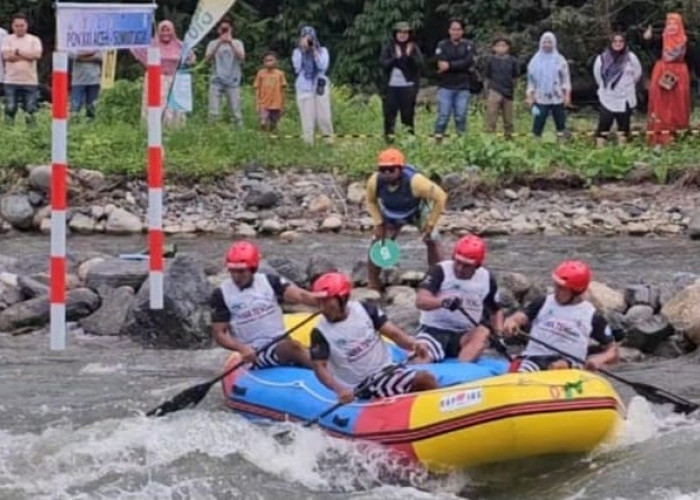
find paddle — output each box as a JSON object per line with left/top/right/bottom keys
{"left": 146, "top": 312, "right": 321, "bottom": 417}
{"left": 273, "top": 355, "right": 416, "bottom": 441}
{"left": 457, "top": 306, "right": 513, "bottom": 362}
{"left": 369, "top": 238, "right": 401, "bottom": 269}
{"left": 518, "top": 331, "right": 699, "bottom": 415}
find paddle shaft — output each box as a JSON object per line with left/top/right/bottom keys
{"left": 457, "top": 306, "right": 512, "bottom": 362}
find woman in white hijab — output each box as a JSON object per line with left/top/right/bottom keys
{"left": 526, "top": 32, "right": 571, "bottom": 138}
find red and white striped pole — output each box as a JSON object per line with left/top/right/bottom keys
{"left": 50, "top": 52, "right": 69, "bottom": 350}
{"left": 147, "top": 47, "right": 164, "bottom": 309}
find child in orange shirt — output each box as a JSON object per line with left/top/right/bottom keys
{"left": 254, "top": 52, "right": 287, "bottom": 131}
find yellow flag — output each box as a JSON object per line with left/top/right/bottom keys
{"left": 101, "top": 50, "right": 118, "bottom": 90}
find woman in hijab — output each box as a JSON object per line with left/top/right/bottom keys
{"left": 593, "top": 33, "right": 642, "bottom": 147}
{"left": 644, "top": 13, "right": 691, "bottom": 147}
{"left": 291, "top": 26, "right": 333, "bottom": 144}
{"left": 131, "top": 20, "right": 195, "bottom": 126}
{"left": 379, "top": 21, "right": 423, "bottom": 142}
{"left": 526, "top": 32, "right": 571, "bottom": 138}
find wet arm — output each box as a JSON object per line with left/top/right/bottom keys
{"left": 283, "top": 283, "right": 319, "bottom": 308}
{"left": 410, "top": 174, "right": 447, "bottom": 228}
{"left": 378, "top": 321, "right": 419, "bottom": 352}
{"left": 213, "top": 322, "right": 248, "bottom": 352}
{"left": 312, "top": 360, "right": 346, "bottom": 393}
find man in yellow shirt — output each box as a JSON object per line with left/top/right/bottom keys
{"left": 365, "top": 147, "right": 447, "bottom": 291}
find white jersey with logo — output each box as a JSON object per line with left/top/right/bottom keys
{"left": 311, "top": 301, "right": 393, "bottom": 387}
{"left": 419, "top": 261, "right": 494, "bottom": 332}
{"left": 218, "top": 273, "right": 286, "bottom": 349}
{"left": 523, "top": 294, "right": 610, "bottom": 361}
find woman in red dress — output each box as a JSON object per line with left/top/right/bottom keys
{"left": 645, "top": 13, "right": 691, "bottom": 146}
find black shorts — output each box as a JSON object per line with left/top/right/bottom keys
{"left": 415, "top": 325, "right": 465, "bottom": 362}
{"left": 517, "top": 355, "right": 574, "bottom": 373}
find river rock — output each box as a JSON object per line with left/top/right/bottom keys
{"left": 267, "top": 257, "right": 306, "bottom": 285}
{"left": 624, "top": 284, "right": 660, "bottom": 311}
{"left": 688, "top": 211, "right": 700, "bottom": 240}
{"left": 105, "top": 208, "right": 142, "bottom": 235}
{"left": 121, "top": 255, "right": 212, "bottom": 348}
{"left": 28, "top": 165, "right": 51, "bottom": 192}
{"left": 587, "top": 282, "right": 627, "bottom": 313}
{"left": 504, "top": 189, "right": 519, "bottom": 201}
{"left": 624, "top": 304, "right": 654, "bottom": 325}
{"left": 661, "top": 283, "right": 700, "bottom": 346}
{"left": 321, "top": 215, "right": 343, "bottom": 231}
{"left": 0, "top": 288, "right": 99, "bottom": 332}
{"left": 259, "top": 218, "right": 285, "bottom": 234}
{"left": 245, "top": 187, "right": 279, "bottom": 209}
{"left": 308, "top": 194, "right": 333, "bottom": 214}
{"left": 386, "top": 286, "right": 416, "bottom": 308}
{"left": 384, "top": 304, "right": 420, "bottom": 332}
{"left": 39, "top": 218, "right": 51, "bottom": 234}
{"left": 73, "top": 169, "right": 105, "bottom": 191}
{"left": 0, "top": 194, "right": 35, "bottom": 230}
{"left": 17, "top": 275, "right": 49, "bottom": 298}
{"left": 0, "top": 255, "right": 18, "bottom": 274}
{"left": 279, "top": 230, "right": 301, "bottom": 242}
{"left": 78, "top": 257, "right": 106, "bottom": 282}
{"left": 500, "top": 272, "right": 532, "bottom": 298}
{"left": 351, "top": 260, "right": 368, "bottom": 286}
{"left": 400, "top": 270, "right": 426, "bottom": 286}
{"left": 347, "top": 182, "right": 365, "bottom": 205}
{"left": 351, "top": 287, "right": 381, "bottom": 303}
{"left": 306, "top": 256, "right": 339, "bottom": 285}
{"left": 235, "top": 223, "right": 257, "bottom": 237}
{"left": 80, "top": 286, "right": 135, "bottom": 336}
{"left": 69, "top": 213, "right": 96, "bottom": 234}
{"left": 0, "top": 281, "right": 22, "bottom": 311}
{"left": 622, "top": 315, "right": 674, "bottom": 353}
{"left": 85, "top": 259, "right": 149, "bottom": 291}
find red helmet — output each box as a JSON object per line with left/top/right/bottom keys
{"left": 312, "top": 272, "right": 352, "bottom": 299}
{"left": 226, "top": 241, "right": 260, "bottom": 270}
{"left": 553, "top": 260, "right": 591, "bottom": 294}
{"left": 453, "top": 235, "right": 486, "bottom": 266}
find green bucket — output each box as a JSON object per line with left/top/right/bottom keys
{"left": 369, "top": 239, "right": 401, "bottom": 269}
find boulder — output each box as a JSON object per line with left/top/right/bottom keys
{"left": 0, "top": 281, "right": 23, "bottom": 311}
{"left": 259, "top": 218, "right": 285, "bottom": 234}
{"left": 661, "top": 283, "right": 700, "bottom": 346}
{"left": 73, "top": 169, "right": 105, "bottom": 191}
{"left": 624, "top": 284, "right": 661, "bottom": 311}
{"left": 0, "top": 255, "right": 18, "bottom": 274}
{"left": 347, "top": 182, "right": 365, "bottom": 205}
{"left": 85, "top": 259, "right": 149, "bottom": 291}
{"left": 351, "top": 287, "right": 381, "bottom": 303}
{"left": 384, "top": 304, "right": 420, "bottom": 332}
{"left": 385, "top": 286, "right": 416, "bottom": 308}
{"left": 400, "top": 270, "right": 426, "bottom": 287}
{"left": 0, "top": 194, "right": 35, "bottom": 230}
{"left": 586, "top": 281, "right": 627, "bottom": 314}
{"left": 235, "top": 223, "right": 257, "bottom": 237}
{"left": 78, "top": 257, "right": 106, "bottom": 282}
{"left": 621, "top": 314, "right": 674, "bottom": 353}
{"left": 244, "top": 187, "right": 280, "bottom": 209}
{"left": 106, "top": 208, "right": 142, "bottom": 235}
{"left": 308, "top": 194, "right": 333, "bottom": 214}
{"left": 28, "top": 165, "right": 52, "bottom": 192}
{"left": 688, "top": 210, "right": 700, "bottom": 240}
{"left": 69, "top": 213, "right": 96, "bottom": 234}
{"left": 120, "top": 255, "right": 212, "bottom": 348}
{"left": 27, "top": 191, "right": 45, "bottom": 207}
{"left": 499, "top": 272, "right": 532, "bottom": 298}
{"left": 80, "top": 286, "right": 135, "bottom": 336}
{"left": 321, "top": 215, "right": 343, "bottom": 231}
{"left": 306, "top": 256, "right": 339, "bottom": 285}
{"left": 0, "top": 288, "right": 99, "bottom": 332}
{"left": 624, "top": 304, "right": 654, "bottom": 325}
{"left": 17, "top": 275, "right": 49, "bottom": 298}
{"left": 267, "top": 257, "right": 306, "bottom": 286}
{"left": 351, "top": 260, "right": 368, "bottom": 287}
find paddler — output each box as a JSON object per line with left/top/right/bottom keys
{"left": 365, "top": 147, "right": 448, "bottom": 291}
{"left": 413, "top": 235, "right": 503, "bottom": 363}
{"left": 210, "top": 241, "right": 319, "bottom": 369}
{"left": 502, "top": 260, "right": 619, "bottom": 372}
{"left": 309, "top": 272, "right": 437, "bottom": 403}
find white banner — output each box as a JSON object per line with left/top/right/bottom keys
{"left": 182, "top": 0, "right": 237, "bottom": 52}
{"left": 56, "top": 3, "right": 156, "bottom": 52}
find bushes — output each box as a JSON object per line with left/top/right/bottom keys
{"left": 0, "top": 75, "right": 698, "bottom": 184}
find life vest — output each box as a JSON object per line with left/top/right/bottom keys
{"left": 377, "top": 165, "right": 420, "bottom": 222}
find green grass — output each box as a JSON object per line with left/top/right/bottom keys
{"left": 1, "top": 75, "right": 699, "bottom": 185}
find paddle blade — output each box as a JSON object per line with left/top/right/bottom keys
{"left": 629, "top": 381, "right": 699, "bottom": 415}
{"left": 146, "top": 380, "right": 214, "bottom": 417}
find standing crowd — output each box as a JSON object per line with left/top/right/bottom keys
{"left": 0, "top": 11, "right": 695, "bottom": 146}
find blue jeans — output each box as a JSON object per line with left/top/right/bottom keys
{"left": 532, "top": 103, "right": 567, "bottom": 137}
{"left": 434, "top": 88, "right": 470, "bottom": 135}
{"left": 4, "top": 84, "right": 38, "bottom": 124}
{"left": 71, "top": 84, "right": 100, "bottom": 119}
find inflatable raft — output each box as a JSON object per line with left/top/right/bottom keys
{"left": 221, "top": 314, "right": 625, "bottom": 469}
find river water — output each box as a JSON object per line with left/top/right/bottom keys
{"left": 1, "top": 233, "right": 699, "bottom": 500}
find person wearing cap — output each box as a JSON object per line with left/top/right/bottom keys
{"left": 365, "top": 147, "right": 448, "bottom": 291}
{"left": 502, "top": 260, "right": 619, "bottom": 372}
{"left": 310, "top": 272, "right": 436, "bottom": 403}
{"left": 210, "top": 241, "right": 320, "bottom": 369}
{"left": 379, "top": 21, "right": 423, "bottom": 141}
{"left": 414, "top": 236, "right": 503, "bottom": 364}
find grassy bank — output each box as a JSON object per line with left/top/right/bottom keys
{"left": 1, "top": 76, "right": 699, "bottom": 185}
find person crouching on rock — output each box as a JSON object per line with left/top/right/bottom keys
{"left": 210, "top": 241, "right": 319, "bottom": 369}
{"left": 365, "top": 147, "right": 447, "bottom": 291}
{"left": 502, "top": 260, "right": 619, "bottom": 372}
{"left": 309, "top": 272, "right": 437, "bottom": 403}
{"left": 413, "top": 235, "right": 503, "bottom": 364}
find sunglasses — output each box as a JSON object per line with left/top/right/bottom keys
{"left": 378, "top": 165, "right": 401, "bottom": 173}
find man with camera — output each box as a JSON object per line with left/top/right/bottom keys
{"left": 205, "top": 17, "right": 245, "bottom": 127}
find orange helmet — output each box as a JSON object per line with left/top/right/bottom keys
{"left": 377, "top": 148, "right": 405, "bottom": 168}
{"left": 552, "top": 260, "right": 591, "bottom": 294}
{"left": 453, "top": 236, "right": 486, "bottom": 266}
{"left": 225, "top": 241, "right": 260, "bottom": 270}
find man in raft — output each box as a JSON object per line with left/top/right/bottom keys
{"left": 413, "top": 235, "right": 503, "bottom": 363}
{"left": 309, "top": 272, "right": 437, "bottom": 403}
{"left": 210, "top": 240, "right": 319, "bottom": 368}
{"left": 365, "top": 147, "right": 448, "bottom": 291}
{"left": 502, "top": 260, "right": 619, "bottom": 372}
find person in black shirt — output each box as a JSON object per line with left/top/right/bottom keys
{"left": 484, "top": 35, "right": 519, "bottom": 138}
{"left": 434, "top": 19, "right": 476, "bottom": 139}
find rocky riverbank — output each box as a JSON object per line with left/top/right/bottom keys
{"left": 1, "top": 246, "right": 699, "bottom": 363}
{"left": 1, "top": 165, "right": 700, "bottom": 239}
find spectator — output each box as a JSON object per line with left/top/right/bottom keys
{"left": 292, "top": 26, "right": 333, "bottom": 144}
{"left": 0, "top": 25, "right": 7, "bottom": 99}
{"left": 254, "top": 52, "right": 287, "bottom": 132}
{"left": 593, "top": 33, "right": 642, "bottom": 147}
{"left": 205, "top": 18, "right": 245, "bottom": 127}
{"left": 131, "top": 20, "right": 195, "bottom": 127}
{"left": 644, "top": 14, "right": 691, "bottom": 147}
{"left": 1, "top": 13, "right": 42, "bottom": 126}
{"left": 434, "top": 19, "right": 476, "bottom": 140}
{"left": 484, "top": 35, "right": 519, "bottom": 138}
{"left": 379, "top": 21, "right": 423, "bottom": 142}
{"left": 70, "top": 51, "right": 103, "bottom": 120}
{"left": 526, "top": 32, "right": 571, "bottom": 139}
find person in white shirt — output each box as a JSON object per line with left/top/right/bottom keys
{"left": 593, "top": 33, "right": 642, "bottom": 147}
